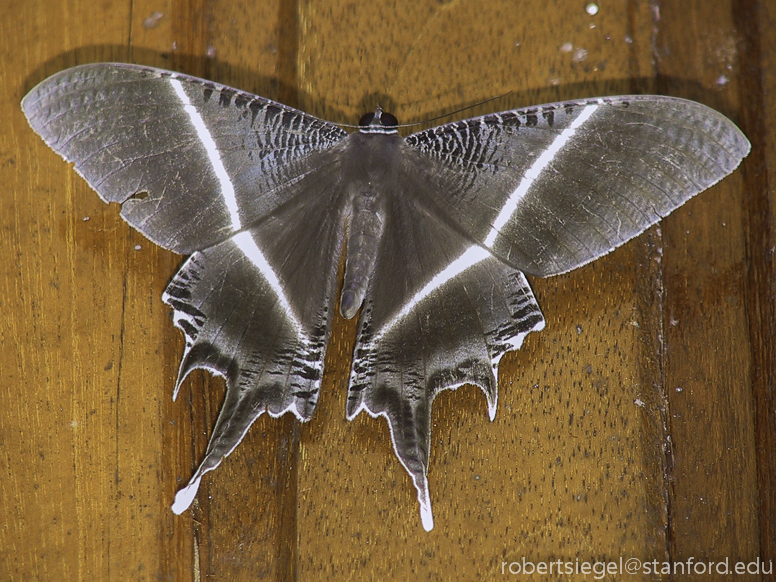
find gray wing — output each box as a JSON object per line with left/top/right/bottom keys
{"left": 22, "top": 63, "right": 350, "bottom": 514}
{"left": 348, "top": 95, "right": 749, "bottom": 530}
{"left": 164, "top": 162, "right": 347, "bottom": 513}
{"left": 21, "top": 63, "right": 348, "bottom": 253}
{"left": 406, "top": 95, "right": 750, "bottom": 276}
{"left": 346, "top": 188, "right": 545, "bottom": 531}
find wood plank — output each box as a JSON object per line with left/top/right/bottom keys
{"left": 655, "top": 2, "right": 766, "bottom": 576}
{"left": 1, "top": 0, "right": 769, "bottom": 580}
{"left": 3, "top": 2, "right": 140, "bottom": 579}
{"left": 157, "top": 1, "right": 301, "bottom": 580}
{"left": 734, "top": 0, "right": 776, "bottom": 571}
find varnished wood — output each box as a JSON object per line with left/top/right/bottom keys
{"left": 1, "top": 0, "right": 772, "bottom": 580}
{"left": 655, "top": 1, "right": 761, "bottom": 567}
{"left": 734, "top": 0, "right": 776, "bottom": 570}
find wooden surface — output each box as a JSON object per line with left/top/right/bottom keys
{"left": 1, "top": 0, "right": 773, "bottom": 580}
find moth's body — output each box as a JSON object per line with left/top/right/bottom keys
{"left": 21, "top": 63, "right": 750, "bottom": 531}
{"left": 339, "top": 126, "right": 402, "bottom": 319}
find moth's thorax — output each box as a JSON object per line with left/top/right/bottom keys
{"left": 343, "top": 131, "right": 405, "bottom": 187}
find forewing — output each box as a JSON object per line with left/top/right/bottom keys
{"left": 407, "top": 95, "right": 750, "bottom": 276}
{"left": 22, "top": 63, "right": 348, "bottom": 253}
{"left": 346, "top": 189, "right": 545, "bottom": 530}
{"left": 165, "top": 163, "right": 347, "bottom": 513}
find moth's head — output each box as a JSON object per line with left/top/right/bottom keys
{"left": 358, "top": 106, "right": 399, "bottom": 134}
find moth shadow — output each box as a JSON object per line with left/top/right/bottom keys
{"left": 20, "top": 46, "right": 743, "bottom": 131}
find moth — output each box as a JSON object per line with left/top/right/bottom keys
{"left": 22, "top": 63, "right": 750, "bottom": 531}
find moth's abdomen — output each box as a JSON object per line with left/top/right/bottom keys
{"left": 338, "top": 131, "right": 405, "bottom": 319}
{"left": 340, "top": 190, "right": 386, "bottom": 318}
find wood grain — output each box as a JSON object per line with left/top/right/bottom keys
{"left": 1, "top": 0, "right": 772, "bottom": 580}
{"left": 654, "top": 0, "right": 760, "bottom": 567}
